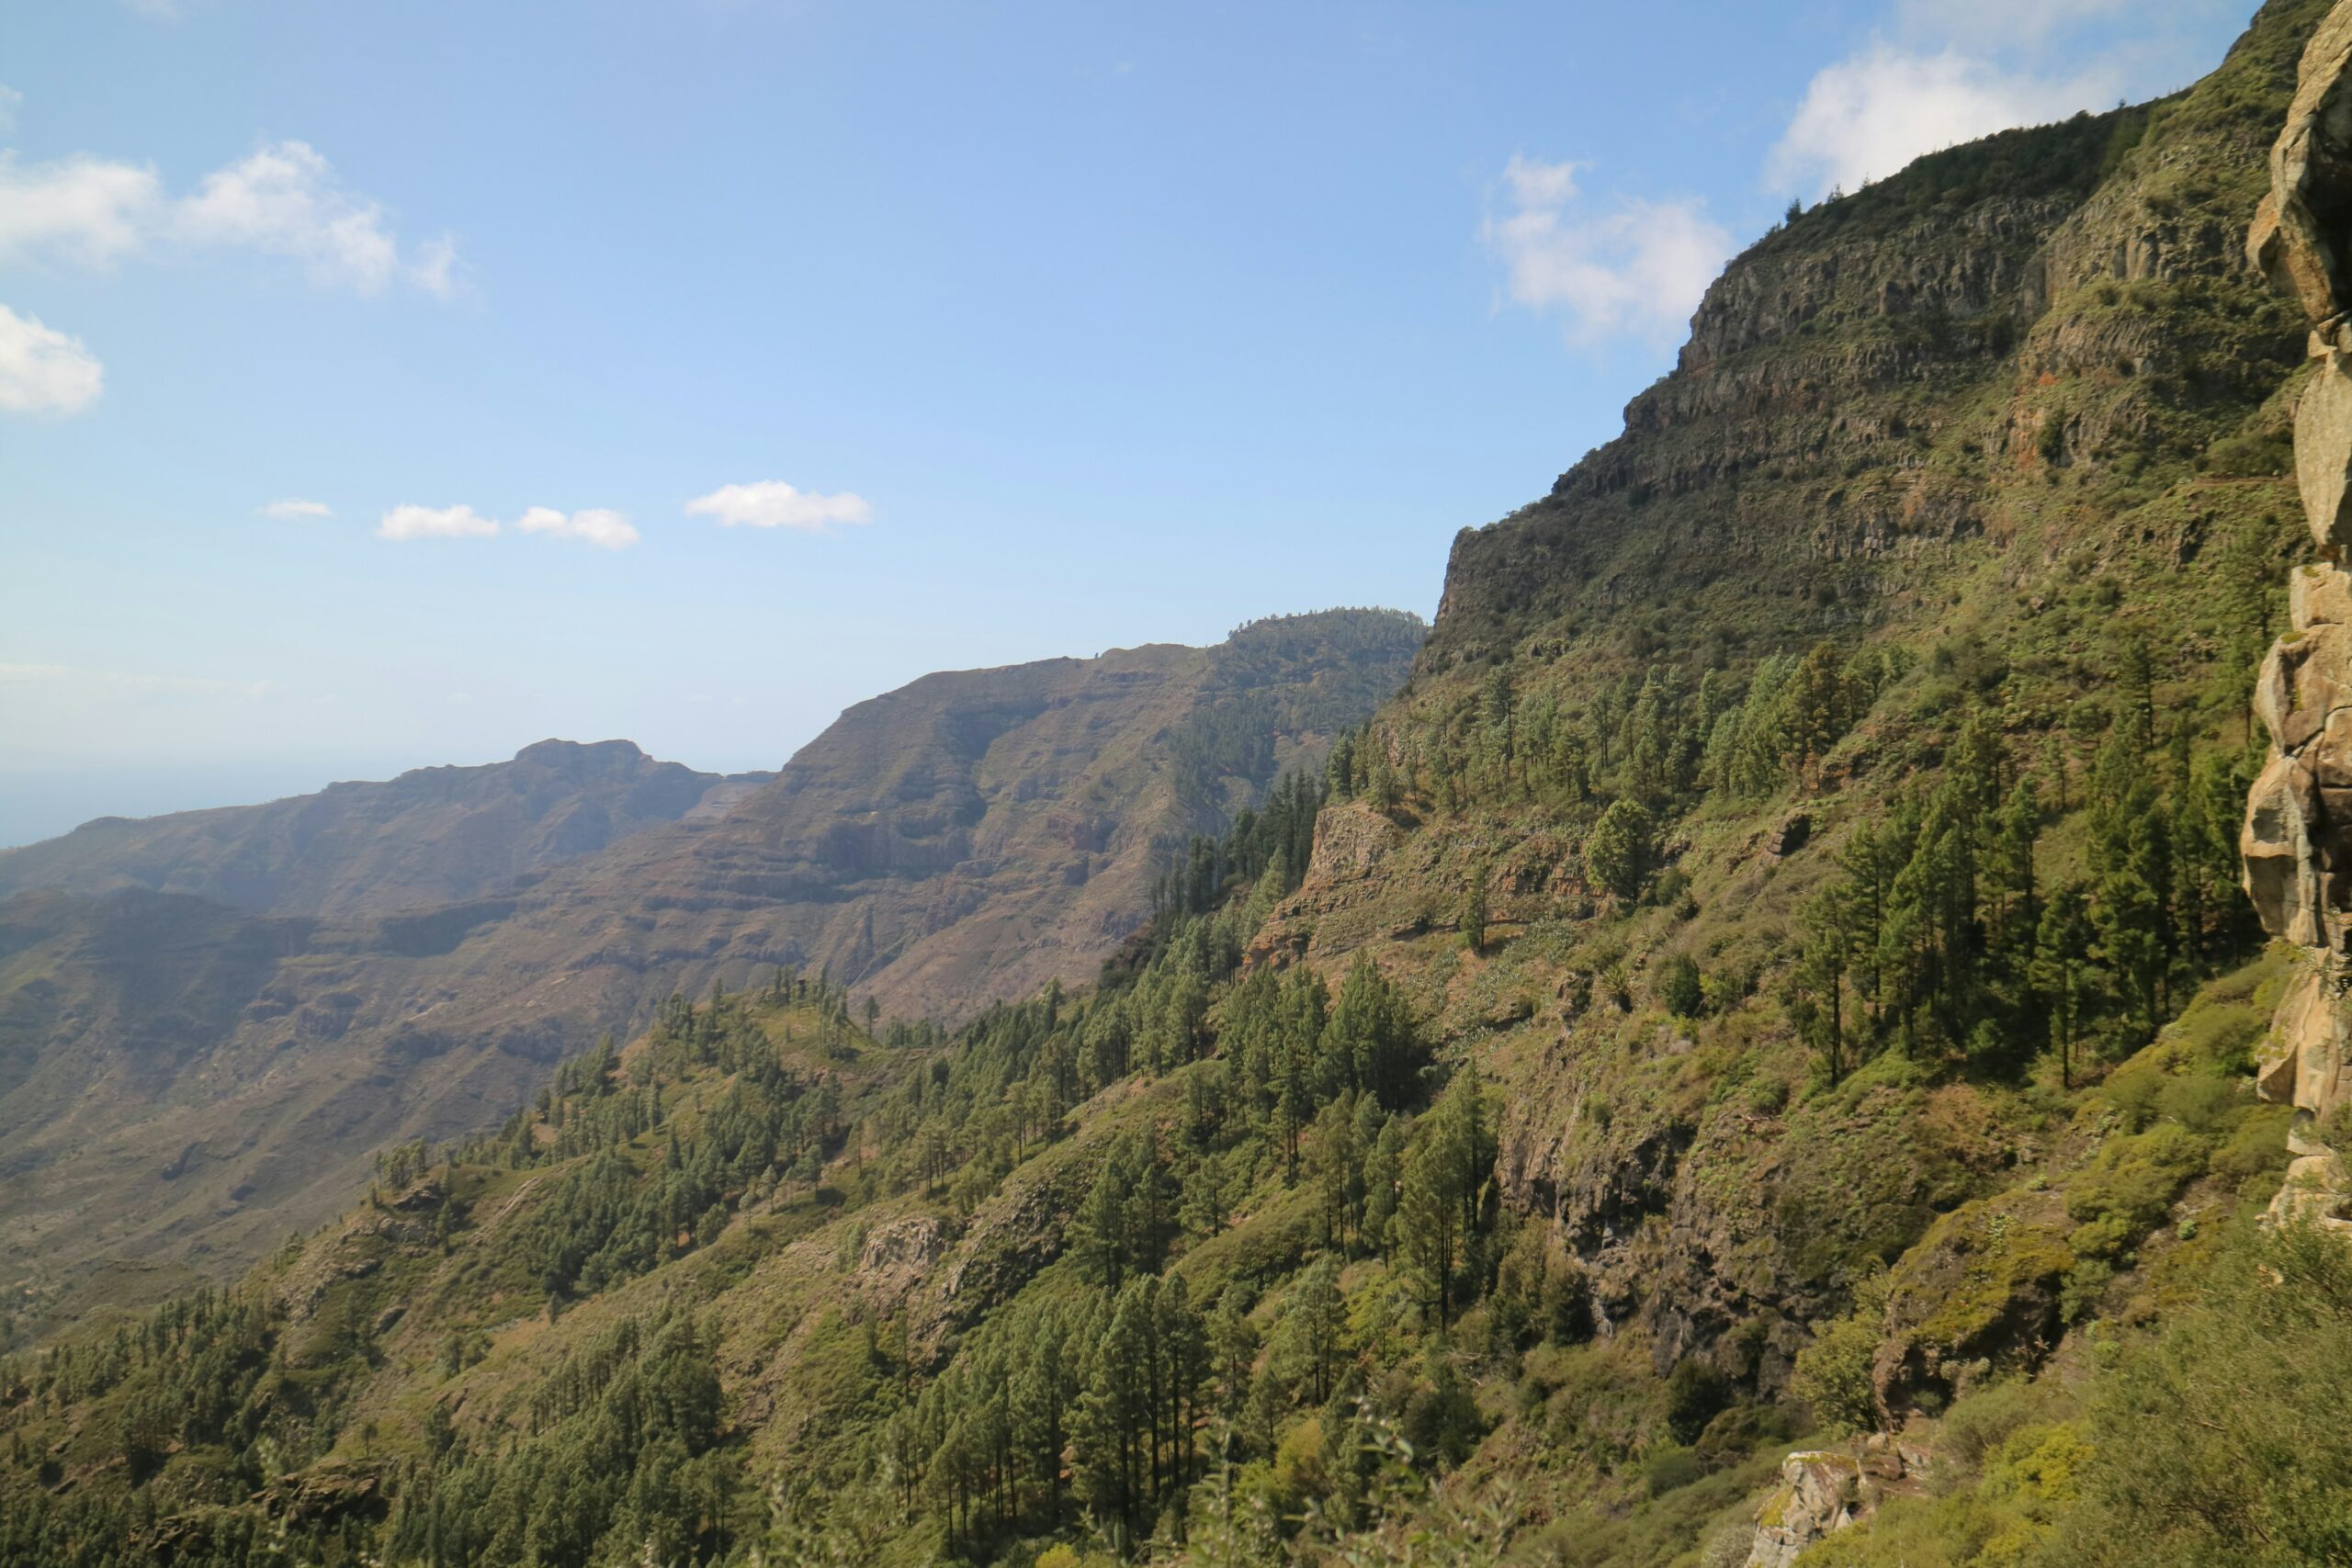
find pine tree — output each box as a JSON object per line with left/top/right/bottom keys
{"left": 1282, "top": 1254, "right": 1348, "bottom": 1405}
{"left": 2031, "top": 884, "right": 2097, "bottom": 1089}
{"left": 1400, "top": 1069, "right": 1487, "bottom": 1325}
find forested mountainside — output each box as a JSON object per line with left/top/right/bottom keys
{"left": 0, "top": 610, "right": 1419, "bottom": 1351}
{"left": 8, "top": 2, "right": 2352, "bottom": 1565}
{"left": 0, "top": 740, "right": 773, "bottom": 920}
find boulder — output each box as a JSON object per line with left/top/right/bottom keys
{"left": 1304, "top": 800, "right": 1406, "bottom": 879}
{"left": 2268, "top": 1153, "right": 2352, "bottom": 1232}
{"left": 1744, "top": 1451, "right": 1860, "bottom": 1568}
{"left": 1766, "top": 813, "right": 1812, "bottom": 857}
{"left": 2259, "top": 966, "right": 2330, "bottom": 1104}
{"left": 2256, "top": 4, "right": 2352, "bottom": 328}
{"left": 1742, "top": 1438, "right": 1926, "bottom": 1568}
{"left": 2300, "top": 352, "right": 2352, "bottom": 554}
{"left": 2291, "top": 563, "right": 2352, "bottom": 629}
{"left": 2242, "top": 752, "right": 2327, "bottom": 948}
{"left": 2253, "top": 624, "right": 2352, "bottom": 754}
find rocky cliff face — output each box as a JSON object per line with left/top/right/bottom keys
{"left": 2243, "top": 0, "right": 2352, "bottom": 1228}
{"left": 1254, "top": 0, "right": 2327, "bottom": 1419}
{"left": 1429, "top": 45, "right": 2305, "bottom": 671}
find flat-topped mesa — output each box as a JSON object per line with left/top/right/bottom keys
{"left": 2245, "top": 0, "right": 2352, "bottom": 1228}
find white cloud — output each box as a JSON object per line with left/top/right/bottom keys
{"left": 0, "top": 141, "right": 456, "bottom": 294}
{"left": 0, "top": 304, "right": 103, "bottom": 416}
{"left": 410, "top": 233, "right": 458, "bottom": 299}
{"left": 518, "top": 505, "right": 639, "bottom": 549}
{"left": 378, "top": 503, "right": 499, "bottom": 541}
{"left": 1500, "top": 152, "right": 1582, "bottom": 210}
{"left": 1482, "top": 157, "right": 1732, "bottom": 346}
{"left": 686, "top": 480, "right": 874, "bottom": 532}
{"left": 1769, "top": 44, "right": 2113, "bottom": 198}
{"left": 0, "top": 152, "right": 163, "bottom": 267}
{"left": 177, "top": 141, "right": 424, "bottom": 294}
{"left": 1768, "top": 0, "right": 2236, "bottom": 199}
{"left": 259, "top": 498, "right": 332, "bottom": 520}
{"left": 0, "top": 86, "right": 22, "bottom": 134}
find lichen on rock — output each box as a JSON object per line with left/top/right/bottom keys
{"left": 1740, "top": 1438, "right": 1927, "bottom": 1568}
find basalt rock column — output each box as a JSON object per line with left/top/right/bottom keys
{"left": 2245, "top": 0, "right": 2352, "bottom": 1228}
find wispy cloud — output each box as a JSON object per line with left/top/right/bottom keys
{"left": 259, "top": 497, "right": 332, "bottom": 520}
{"left": 378, "top": 503, "right": 499, "bottom": 541}
{"left": 686, "top": 480, "right": 873, "bottom": 532}
{"left": 1481, "top": 155, "right": 1731, "bottom": 347}
{"left": 375, "top": 502, "right": 639, "bottom": 547}
{"left": 0, "top": 304, "right": 103, "bottom": 416}
{"left": 177, "top": 142, "right": 456, "bottom": 297}
{"left": 0, "top": 87, "right": 22, "bottom": 135}
{"left": 518, "top": 506, "right": 639, "bottom": 549}
{"left": 0, "top": 140, "right": 458, "bottom": 296}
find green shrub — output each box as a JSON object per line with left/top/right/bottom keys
{"left": 1658, "top": 954, "right": 1705, "bottom": 1019}
{"left": 1643, "top": 1443, "right": 1708, "bottom": 1496}
{"left": 2064, "top": 1122, "right": 2209, "bottom": 1256}
{"left": 1665, "top": 1359, "right": 1734, "bottom": 1443}
{"left": 1936, "top": 1377, "right": 2050, "bottom": 1475}
{"left": 1792, "top": 1272, "right": 1891, "bottom": 1435}
{"left": 2047, "top": 1223, "right": 2352, "bottom": 1564}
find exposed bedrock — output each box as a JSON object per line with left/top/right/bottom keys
{"left": 2244, "top": 0, "right": 2352, "bottom": 1228}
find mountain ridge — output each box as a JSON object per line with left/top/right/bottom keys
{"left": 0, "top": 609, "right": 1421, "bottom": 1347}
{"left": 6, "top": 3, "right": 2348, "bottom": 1564}
{"left": 0, "top": 738, "right": 774, "bottom": 920}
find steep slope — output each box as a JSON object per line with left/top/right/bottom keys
{"left": 9, "top": 6, "right": 2352, "bottom": 1568}
{"left": 1252, "top": 0, "right": 2319, "bottom": 1375}
{"left": 0, "top": 611, "right": 1419, "bottom": 1348}
{"left": 0, "top": 739, "right": 769, "bottom": 919}
{"left": 524, "top": 610, "right": 1426, "bottom": 1025}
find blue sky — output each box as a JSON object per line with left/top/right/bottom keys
{"left": 0, "top": 0, "right": 2254, "bottom": 843}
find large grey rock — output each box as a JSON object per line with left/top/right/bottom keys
{"left": 2300, "top": 352, "right": 2352, "bottom": 554}
{"left": 2254, "top": 622, "right": 2352, "bottom": 755}
{"left": 2292, "top": 563, "right": 2352, "bottom": 629}
{"left": 2249, "top": 3, "right": 2352, "bottom": 1235}
{"left": 1744, "top": 1451, "right": 1861, "bottom": 1568}
{"left": 2259, "top": 966, "right": 2338, "bottom": 1109}
{"left": 1742, "top": 1439, "right": 1925, "bottom": 1568}
{"left": 2255, "top": 6, "right": 2352, "bottom": 328}
{"left": 2244, "top": 751, "right": 2329, "bottom": 947}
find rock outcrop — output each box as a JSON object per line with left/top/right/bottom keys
{"left": 2245, "top": 0, "right": 2352, "bottom": 1230}
{"left": 2253, "top": 5, "right": 2352, "bottom": 333}
{"left": 1741, "top": 1438, "right": 1928, "bottom": 1568}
